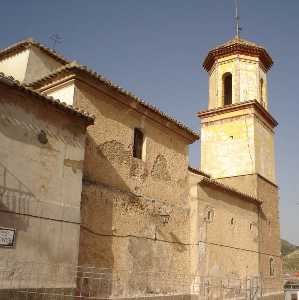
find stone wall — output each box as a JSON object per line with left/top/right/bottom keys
{"left": 73, "top": 80, "right": 192, "bottom": 296}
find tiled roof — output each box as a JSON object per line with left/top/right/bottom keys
{"left": 27, "top": 62, "right": 199, "bottom": 141}
{"left": 210, "top": 36, "right": 261, "bottom": 51}
{"left": 203, "top": 36, "right": 273, "bottom": 72}
{"left": 188, "top": 166, "right": 211, "bottom": 178}
{"left": 0, "top": 72, "right": 94, "bottom": 125}
{"left": 0, "top": 38, "right": 70, "bottom": 65}
{"left": 199, "top": 176, "right": 262, "bottom": 206}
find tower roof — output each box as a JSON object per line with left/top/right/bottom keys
{"left": 203, "top": 36, "right": 273, "bottom": 72}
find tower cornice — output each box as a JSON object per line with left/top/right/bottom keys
{"left": 197, "top": 100, "right": 278, "bottom": 128}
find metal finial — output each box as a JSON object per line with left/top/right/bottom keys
{"left": 49, "top": 34, "right": 63, "bottom": 50}
{"left": 234, "top": 0, "right": 242, "bottom": 38}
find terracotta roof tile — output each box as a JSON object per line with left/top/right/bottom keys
{"left": 188, "top": 166, "right": 211, "bottom": 178}
{"left": 203, "top": 36, "right": 273, "bottom": 72}
{"left": 0, "top": 72, "right": 94, "bottom": 125}
{"left": 0, "top": 37, "right": 70, "bottom": 65}
{"left": 199, "top": 176, "right": 262, "bottom": 206}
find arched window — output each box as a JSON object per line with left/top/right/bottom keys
{"left": 133, "top": 128, "right": 144, "bottom": 159}
{"left": 260, "top": 79, "right": 264, "bottom": 102}
{"left": 223, "top": 73, "right": 232, "bottom": 106}
{"left": 269, "top": 257, "right": 275, "bottom": 276}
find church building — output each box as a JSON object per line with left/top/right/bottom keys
{"left": 0, "top": 36, "right": 283, "bottom": 299}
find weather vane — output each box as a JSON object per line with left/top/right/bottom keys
{"left": 234, "top": 0, "right": 242, "bottom": 38}
{"left": 49, "top": 34, "right": 63, "bottom": 50}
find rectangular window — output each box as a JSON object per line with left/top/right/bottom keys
{"left": 133, "top": 128, "right": 144, "bottom": 159}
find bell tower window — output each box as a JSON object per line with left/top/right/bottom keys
{"left": 260, "top": 78, "right": 264, "bottom": 104}
{"left": 223, "top": 73, "right": 232, "bottom": 106}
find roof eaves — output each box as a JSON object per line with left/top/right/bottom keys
{"left": 28, "top": 62, "right": 200, "bottom": 142}
{"left": 0, "top": 72, "right": 94, "bottom": 125}
{"left": 188, "top": 166, "right": 211, "bottom": 178}
{"left": 199, "top": 177, "right": 262, "bottom": 206}
{"left": 0, "top": 38, "right": 70, "bottom": 65}
{"left": 203, "top": 37, "right": 273, "bottom": 72}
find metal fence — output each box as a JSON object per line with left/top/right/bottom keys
{"left": 0, "top": 261, "right": 284, "bottom": 299}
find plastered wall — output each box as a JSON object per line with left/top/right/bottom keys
{"left": 0, "top": 85, "right": 87, "bottom": 288}
{"left": 24, "top": 46, "right": 63, "bottom": 84}
{"left": 189, "top": 173, "right": 259, "bottom": 279}
{"left": 201, "top": 111, "right": 256, "bottom": 179}
{"left": 0, "top": 46, "right": 63, "bottom": 84}
{"left": 254, "top": 117, "right": 276, "bottom": 184}
{"left": 46, "top": 81, "right": 76, "bottom": 105}
{"left": 201, "top": 107, "right": 276, "bottom": 184}
{"left": 0, "top": 49, "right": 30, "bottom": 82}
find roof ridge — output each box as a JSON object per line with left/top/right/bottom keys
{"left": 0, "top": 72, "right": 94, "bottom": 124}
{"left": 210, "top": 36, "right": 264, "bottom": 51}
{"left": 27, "top": 62, "right": 199, "bottom": 141}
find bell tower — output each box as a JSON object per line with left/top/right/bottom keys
{"left": 199, "top": 37, "right": 283, "bottom": 298}
{"left": 199, "top": 37, "right": 277, "bottom": 187}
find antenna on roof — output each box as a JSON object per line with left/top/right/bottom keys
{"left": 49, "top": 34, "right": 63, "bottom": 50}
{"left": 234, "top": 0, "right": 242, "bottom": 38}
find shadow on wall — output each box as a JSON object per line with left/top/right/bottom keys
{"left": 83, "top": 134, "right": 131, "bottom": 192}
{"left": 0, "top": 92, "right": 84, "bottom": 149}
{"left": 0, "top": 161, "right": 35, "bottom": 232}
{"left": 78, "top": 134, "right": 124, "bottom": 271}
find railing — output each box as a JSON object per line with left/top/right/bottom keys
{"left": 0, "top": 261, "right": 285, "bottom": 299}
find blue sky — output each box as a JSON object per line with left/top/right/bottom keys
{"left": 0, "top": 0, "right": 298, "bottom": 244}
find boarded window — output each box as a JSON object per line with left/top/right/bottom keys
{"left": 223, "top": 73, "right": 232, "bottom": 106}
{"left": 133, "top": 128, "right": 144, "bottom": 159}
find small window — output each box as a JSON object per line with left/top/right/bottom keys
{"left": 269, "top": 258, "right": 274, "bottom": 276}
{"left": 133, "top": 128, "right": 144, "bottom": 159}
{"left": 223, "top": 73, "right": 232, "bottom": 106}
{"left": 230, "top": 218, "right": 235, "bottom": 225}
